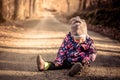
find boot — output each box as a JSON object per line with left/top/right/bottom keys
{"left": 67, "top": 62, "right": 83, "bottom": 77}
{"left": 36, "top": 55, "right": 45, "bottom": 71}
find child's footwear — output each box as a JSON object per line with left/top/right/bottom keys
{"left": 67, "top": 62, "right": 83, "bottom": 77}
{"left": 36, "top": 55, "right": 45, "bottom": 71}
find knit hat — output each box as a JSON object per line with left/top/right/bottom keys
{"left": 70, "top": 16, "right": 88, "bottom": 38}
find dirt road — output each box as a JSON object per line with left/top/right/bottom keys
{"left": 0, "top": 11, "right": 120, "bottom": 80}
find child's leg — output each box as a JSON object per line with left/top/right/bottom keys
{"left": 37, "top": 55, "right": 45, "bottom": 71}
{"left": 37, "top": 55, "right": 72, "bottom": 71}
{"left": 67, "top": 62, "right": 83, "bottom": 77}
{"left": 46, "top": 62, "right": 63, "bottom": 70}
{"left": 46, "top": 60, "right": 73, "bottom": 70}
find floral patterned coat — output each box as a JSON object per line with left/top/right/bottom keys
{"left": 54, "top": 32, "right": 97, "bottom": 66}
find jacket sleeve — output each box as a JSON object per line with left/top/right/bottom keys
{"left": 89, "top": 43, "right": 97, "bottom": 62}
{"left": 86, "top": 39, "right": 97, "bottom": 62}
{"left": 54, "top": 35, "right": 69, "bottom": 66}
{"left": 81, "top": 38, "right": 97, "bottom": 63}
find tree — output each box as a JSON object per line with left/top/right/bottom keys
{"left": 66, "top": 0, "right": 70, "bottom": 12}
{"left": 14, "top": 0, "right": 25, "bottom": 20}
{"left": 0, "top": 0, "right": 5, "bottom": 22}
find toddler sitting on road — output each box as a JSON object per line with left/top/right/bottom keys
{"left": 37, "top": 16, "right": 97, "bottom": 77}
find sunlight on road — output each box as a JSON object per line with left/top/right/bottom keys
{"left": 0, "top": 6, "right": 120, "bottom": 79}
{"left": 0, "top": 10, "right": 69, "bottom": 54}
{"left": 0, "top": 70, "right": 42, "bottom": 76}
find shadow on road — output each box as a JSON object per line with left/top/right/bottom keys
{"left": 97, "top": 48, "right": 120, "bottom": 53}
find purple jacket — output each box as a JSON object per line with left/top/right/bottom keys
{"left": 54, "top": 32, "right": 97, "bottom": 66}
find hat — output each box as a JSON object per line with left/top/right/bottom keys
{"left": 70, "top": 16, "right": 88, "bottom": 37}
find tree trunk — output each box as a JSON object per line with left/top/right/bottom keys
{"left": 2, "top": 0, "right": 9, "bottom": 20}
{"left": 0, "top": 0, "right": 5, "bottom": 22}
{"left": 80, "top": 0, "right": 85, "bottom": 10}
{"left": 66, "top": 0, "right": 70, "bottom": 12}
{"left": 14, "top": 0, "right": 25, "bottom": 20}
{"left": 23, "top": 0, "right": 30, "bottom": 19}
{"left": 33, "top": 0, "right": 40, "bottom": 16}
{"left": 29, "top": 0, "right": 34, "bottom": 17}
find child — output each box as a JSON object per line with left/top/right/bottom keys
{"left": 37, "top": 16, "right": 97, "bottom": 77}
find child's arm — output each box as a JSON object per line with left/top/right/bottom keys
{"left": 89, "top": 43, "right": 97, "bottom": 62}
{"left": 54, "top": 35, "right": 69, "bottom": 66}
{"left": 82, "top": 38, "right": 97, "bottom": 64}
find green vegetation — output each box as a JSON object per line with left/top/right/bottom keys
{"left": 80, "top": 8, "right": 120, "bottom": 30}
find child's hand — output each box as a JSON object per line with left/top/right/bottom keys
{"left": 82, "top": 57, "right": 89, "bottom": 65}
{"left": 54, "top": 63, "right": 59, "bottom": 67}
{"left": 91, "top": 54, "right": 96, "bottom": 61}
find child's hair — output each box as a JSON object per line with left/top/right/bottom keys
{"left": 70, "top": 16, "right": 88, "bottom": 37}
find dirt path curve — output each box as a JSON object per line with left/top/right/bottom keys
{"left": 0, "top": 11, "right": 120, "bottom": 80}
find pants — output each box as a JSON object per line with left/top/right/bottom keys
{"left": 47, "top": 60, "right": 73, "bottom": 70}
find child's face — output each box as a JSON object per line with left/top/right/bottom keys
{"left": 73, "top": 36, "right": 85, "bottom": 43}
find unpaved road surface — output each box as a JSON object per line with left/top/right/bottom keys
{"left": 0, "top": 11, "right": 120, "bottom": 80}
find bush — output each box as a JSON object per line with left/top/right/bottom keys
{"left": 80, "top": 7, "right": 120, "bottom": 30}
